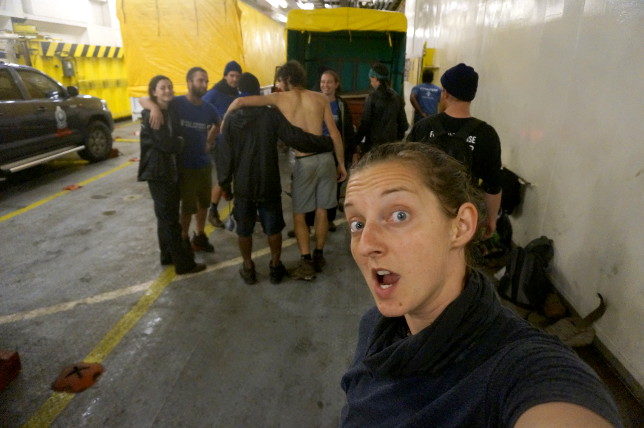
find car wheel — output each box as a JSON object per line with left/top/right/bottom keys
{"left": 79, "top": 120, "right": 112, "bottom": 162}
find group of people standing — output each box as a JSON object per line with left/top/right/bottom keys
{"left": 137, "top": 58, "right": 620, "bottom": 426}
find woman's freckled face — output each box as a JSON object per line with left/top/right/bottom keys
{"left": 343, "top": 161, "right": 458, "bottom": 321}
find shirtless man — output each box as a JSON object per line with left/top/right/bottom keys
{"left": 228, "top": 60, "right": 346, "bottom": 280}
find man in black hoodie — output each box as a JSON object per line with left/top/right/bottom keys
{"left": 216, "top": 73, "right": 333, "bottom": 285}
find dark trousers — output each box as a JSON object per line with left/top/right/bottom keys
{"left": 147, "top": 180, "right": 195, "bottom": 272}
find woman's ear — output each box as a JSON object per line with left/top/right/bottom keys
{"left": 451, "top": 202, "right": 478, "bottom": 248}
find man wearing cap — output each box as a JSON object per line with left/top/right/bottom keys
{"left": 216, "top": 73, "right": 333, "bottom": 284}
{"left": 202, "top": 60, "right": 243, "bottom": 228}
{"left": 355, "top": 62, "right": 408, "bottom": 157}
{"left": 407, "top": 63, "right": 502, "bottom": 237}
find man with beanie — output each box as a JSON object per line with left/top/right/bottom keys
{"left": 407, "top": 63, "right": 502, "bottom": 237}
{"left": 203, "top": 60, "right": 243, "bottom": 228}
{"left": 216, "top": 72, "right": 333, "bottom": 284}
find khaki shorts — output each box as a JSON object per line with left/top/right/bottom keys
{"left": 179, "top": 166, "right": 212, "bottom": 215}
{"left": 292, "top": 152, "right": 337, "bottom": 214}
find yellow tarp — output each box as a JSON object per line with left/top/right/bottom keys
{"left": 239, "top": 2, "right": 285, "bottom": 87}
{"left": 286, "top": 7, "right": 406, "bottom": 33}
{"left": 116, "top": 0, "right": 246, "bottom": 97}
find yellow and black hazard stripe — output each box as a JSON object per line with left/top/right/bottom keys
{"left": 37, "top": 42, "right": 123, "bottom": 58}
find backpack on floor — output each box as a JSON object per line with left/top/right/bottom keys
{"left": 498, "top": 236, "right": 554, "bottom": 310}
{"left": 422, "top": 116, "right": 484, "bottom": 172}
{"left": 499, "top": 167, "right": 524, "bottom": 215}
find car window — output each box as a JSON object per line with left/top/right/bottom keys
{"left": 17, "top": 69, "right": 63, "bottom": 99}
{"left": 0, "top": 69, "right": 23, "bottom": 101}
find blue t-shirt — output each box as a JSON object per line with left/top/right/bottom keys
{"left": 171, "top": 96, "right": 219, "bottom": 169}
{"left": 411, "top": 83, "right": 441, "bottom": 118}
{"left": 322, "top": 100, "right": 340, "bottom": 137}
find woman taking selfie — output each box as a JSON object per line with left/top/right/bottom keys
{"left": 340, "top": 142, "right": 620, "bottom": 427}
{"left": 138, "top": 75, "right": 205, "bottom": 275}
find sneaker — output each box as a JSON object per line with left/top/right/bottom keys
{"left": 207, "top": 208, "right": 224, "bottom": 228}
{"left": 290, "top": 258, "right": 316, "bottom": 281}
{"left": 269, "top": 261, "right": 287, "bottom": 284}
{"left": 176, "top": 263, "right": 206, "bottom": 275}
{"left": 191, "top": 232, "right": 214, "bottom": 252}
{"left": 287, "top": 229, "right": 296, "bottom": 238}
{"left": 312, "top": 250, "right": 326, "bottom": 273}
{"left": 239, "top": 261, "right": 258, "bottom": 285}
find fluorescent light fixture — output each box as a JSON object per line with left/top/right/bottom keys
{"left": 274, "top": 13, "right": 287, "bottom": 22}
{"left": 264, "top": 0, "right": 288, "bottom": 9}
{"left": 324, "top": 3, "right": 333, "bottom": 8}
{"left": 297, "top": 1, "right": 315, "bottom": 9}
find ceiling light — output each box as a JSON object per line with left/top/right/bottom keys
{"left": 296, "top": 1, "right": 315, "bottom": 9}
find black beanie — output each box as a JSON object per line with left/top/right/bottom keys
{"left": 238, "top": 73, "right": 260, "bottom": 96}
{"left": 440, "top": 63, "right": 478, "bottom": 102}
{"left": 224, "top": 60, "right": 242, "bottom": 76}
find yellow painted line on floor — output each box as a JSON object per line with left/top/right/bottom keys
{"left": 114, "top": 120, "right": 138, "bottom": 129}
{"left": 114, "top": 138, "right": 139, "bottom": 143}
{"left": 0, "top": 282, "right": 152, "bottom": 326}
{"left": 0, "top": 160, "right": 135, "bottom": 224}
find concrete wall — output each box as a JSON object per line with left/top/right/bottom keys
{"left": 405, "top": 0, "right": 643, "bottom": 386}
{"left": 0, "top": 0, "right": 122, "bottom": 46}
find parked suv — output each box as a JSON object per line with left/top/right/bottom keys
{"left": 0, "top": 62, "right": 114, "bottom": 178}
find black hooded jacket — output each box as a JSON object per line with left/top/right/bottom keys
{"left": 355, "top": 86, "right": 409, "bottom": 153}
{"left": 216, "top": 106, "right": 333, "bottom": 202}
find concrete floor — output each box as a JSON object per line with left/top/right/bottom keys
{"left": 1, "top": 120, "right": 641, "bottom": 426}
{"left": 0, "top": 120, "right": 371, "bottom": 426}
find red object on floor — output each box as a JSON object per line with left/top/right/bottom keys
{"left": 63, "top": 184, "right": 82, "bottom": 191}
{"left": 129, "top": 157, "right": 140, "bottom": 162}
{"left": 108, "top": 148, "right": 121, "bottom": 158}
{"left": 51, "top": 362, "right": 104, "bottom": 393}
{"left": 0, "top": 350, "right": 21, "bottom": 391}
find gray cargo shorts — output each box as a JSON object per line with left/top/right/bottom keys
{"left": 292, "top": 152, "right": 337, "bottom": 214}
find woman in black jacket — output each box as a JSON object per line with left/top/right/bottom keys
{"left": 354, "top": 62, "right": 409, "bottom": 156}
{"left": 138, "top": 75, "right": 205, "bottom": 275}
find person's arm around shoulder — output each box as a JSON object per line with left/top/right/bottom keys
{"left": 322, "top": 98, "right": 347, "bottom": 182}
{"left": 139, "top": 97, "right": 164, "bottom": 130}
{"left": 227, "top": 93, "right": 277, "bottom": 113}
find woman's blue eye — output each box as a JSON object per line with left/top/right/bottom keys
{"left": 349, "top": 220, "right": 364, "bottom": 233}
{"left": 392, "top": 210, "right": 408, "bottom": 222}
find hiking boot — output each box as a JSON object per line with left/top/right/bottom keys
{"left": 269, "top": 261, "right": 287, "bottom": 284}
{"left": 176, "top": 263, "right": 206, "bottom": 275}
{"left": 191, "top": 232, "right": 214, "bottom": 252}
{"left": 239, "top": 261, "right": 258, "bottom": 285}
{"left": 290, "top": 258, "right": 316, "bottom": 281}
{"left": 182, "top": 237, "right": 195, "bottom": 257}
{"left": 207, "top": 208, "right": 224, "bottom": 228}
{"left": 312, "top": 251, "right": 326, "bottom": 273}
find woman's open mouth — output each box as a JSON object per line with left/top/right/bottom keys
{"left": 374, "top": 269, "right": 401, "bottom": 289}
